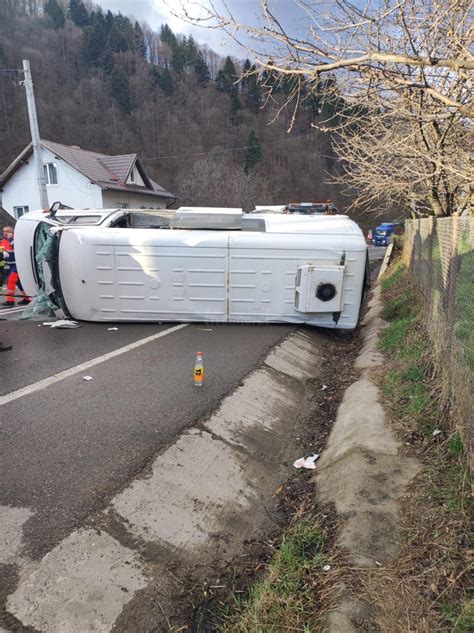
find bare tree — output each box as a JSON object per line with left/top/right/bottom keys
{"left": 175, "top": 0, "right": 473, "bottom": 216}
{"left": 177, "top": 157, "right": 276, "bottom": 211}
{"left": 332, "top": 92, "right": 472, "bottom": 217}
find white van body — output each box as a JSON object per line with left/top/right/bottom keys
{"left": 15, "top": 208, "right": 369, "bottom": 329}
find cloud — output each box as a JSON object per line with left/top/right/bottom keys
{"left": 93, "top": 0, "right": 245, "bottom": 57}
{"left": 93, "top": 0, "right": 309, "bottom": 60}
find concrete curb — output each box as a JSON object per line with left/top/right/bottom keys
{"left": 4, "top": 330, "right": 326, "bottom": 632}
{"left": 317, "top": 281, "right": 421, "bottom": 631}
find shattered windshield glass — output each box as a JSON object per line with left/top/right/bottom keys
{"left": 21, "top": 222, "right": 65, "bottom": 319}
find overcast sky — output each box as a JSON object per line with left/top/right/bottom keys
{"left": 93, "top": 1, "right": 306, "bottom": 58}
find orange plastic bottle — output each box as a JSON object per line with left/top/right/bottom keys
{"left": 194, "top": 352, "right": 204, "bottom": 387}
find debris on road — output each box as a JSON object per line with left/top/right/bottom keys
{"left": 321, "top": 384, "right": 328, "bottom": 391}
{"left": 293, "top": 453, "right": 320, "bottom": 469}
{"left": 42, "top": 320, "right": 81, "bottom": 329}
{"left": 82, "top": 376, "right": 93, "bottom": 381}
{"left": 107, "top": 327, "right": 119, "bottom": 331}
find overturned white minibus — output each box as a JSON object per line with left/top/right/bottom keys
{"left": 15, "top": 207, "right": 369, "bottom": 329}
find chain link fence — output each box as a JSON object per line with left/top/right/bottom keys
{"left": 403, "top": 216, "right": 473, "bottom": 465}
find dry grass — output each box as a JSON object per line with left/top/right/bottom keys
{"left": 345, "top": 464, "right": 473, "bottom": 632}
{"left": 219, "top": 258, "right": 472, "bottom": 633}
{"left": 346, "top": 259, "right": 474, "bottom": 632}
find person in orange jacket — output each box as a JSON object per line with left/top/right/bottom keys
{"left": 1, "top": 225, "right": 30, "bottom": 308}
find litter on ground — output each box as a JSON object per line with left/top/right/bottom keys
{"left": 42, "top": 320, "right": 81, "bottom": 329}
{"left": 293, "top": 453, "right": 320, "bottom": 469}
{"left": 82, "top": 376, "right": 93, "bottom": 381}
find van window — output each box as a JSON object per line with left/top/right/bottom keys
{"left": 59, "top": 215, "right": 103, "bottom": 225}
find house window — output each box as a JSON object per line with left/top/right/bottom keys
{"left": 14, "top": 206, "right": 29, "bottom": 218}
{"left": 43, "top": 162, "right": 58, "bottom": 185}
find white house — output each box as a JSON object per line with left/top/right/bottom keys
{"left": 0, "top": 140, "right": 176, "bottom": 219}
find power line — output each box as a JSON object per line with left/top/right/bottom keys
{"left": 142, "top": 131, "right": 317, "bottom": 162}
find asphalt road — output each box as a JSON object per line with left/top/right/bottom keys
{"left": 368, "top": 245, "right": 387, "bottom": 261}
{"left": 0, "top": 319, "right": 293, "bottom": 558}
{"left": 0, "top": 245, "right": 385, "bottom": 560}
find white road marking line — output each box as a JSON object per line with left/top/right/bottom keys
{"left": 0, "top": 323, "right": 188, "bottom": 406}
{"left": 0, "top": 306, "right": 25, "bottom": 315}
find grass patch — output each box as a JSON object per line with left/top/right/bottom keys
{"left": 440, "top": 601, "right": 474, "bottom": 632}
{"left": 380, "top": 261, "right": 406, "bottom": 292}
{"left": 368, "top": 256, "right": 474, "bottom": 631}
{"left": 379, "top": 262, "right": 425, "bottom": 360}
{"left": 380, "top": 316, "right": 414, "bottom": 352}
{"left": 455, "top": 241, "right": 474, "bottom": 369}
{"left": 221, "top": 514, "right": 341, "bottom": 632}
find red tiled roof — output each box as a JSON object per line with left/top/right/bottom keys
{"left": 0, "top": 207, "right": 16, "bottom": 227}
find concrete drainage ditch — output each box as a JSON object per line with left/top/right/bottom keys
{"left": 3, "top": 329, "right": 331, "bottom": 633}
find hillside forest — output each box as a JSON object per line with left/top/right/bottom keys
{"left": 0, "top": 0, "right": 381, "bottom": 227}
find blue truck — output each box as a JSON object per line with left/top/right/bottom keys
{"left": 373, "top": 223, "right": 395, "bottom": 246}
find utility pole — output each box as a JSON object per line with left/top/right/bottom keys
{"left": 21, "top": 59, "right": 48, "bottom": 209}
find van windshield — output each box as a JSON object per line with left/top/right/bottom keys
{"left": 29, "top": 221, "right": 67, "bottom": 317}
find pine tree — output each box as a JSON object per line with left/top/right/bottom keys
{"left": 218, "top": 56, "right": 241, "bottom": 111}
{"left": 230, "top": 89, "right": 241, "bottom": 114}
{"left": 160, "top": 24, "right": 176, "bottom": 47}
{"left": 215, "top": 69, "right": 228, "bottom": 92}
{"left": 83, "top": 10, "right": 107, "bottom": 67}
{"left": 244, "top": 130, "right": 262, "bottom": 174}
{"left": 194, "top": 51, "right": 210, "bottom": 84}
{"left": 171, "top": 41, "right": 186, "bottom": 74}
{"left": 222, "top": 56, "right": 237, "bottom": 88}
{"left": 150, "top": 65, "right": 173, "bottom": 96}
{"left": 68, "top": 0, "right": 89, "bottom": 27}
{"left": 241, "top": 59, "right": 252, "bottom": 89}
{"left": 261, "top": 61, "right": 279, "bottom": 93}
{"left": 184, "top": 35, "right": 198, "bottom": 67}
{"left": 133, "top": 21, "right": 146, "bottom": 58}
{"left": 150, "top": 65, "right": 160, "bottom": 85}
{"left": 158, "top": 68, "right": 173, "bottom": 96}
{"left": 242, "top": 62, "right": 260, "bottom": 113}
{"left": 107, "top": 14, "right": 134, "bottom": 53}
{"left": 104, "top": 9, "right": 114, "bottom": 34}
{"left": 45, "top": 0, "right": 65, "bottom": 29}
{"left": 100, "top": 48, "right": 114, "bottom": 74}
{"left": 279, "top": 73, "right": 297, "bottom": 95}
{"left": 247, "top": 77, "right": 261, "bottom": 113}
{"left": 111, "top": 67, "right": 132, "bottom": 114}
